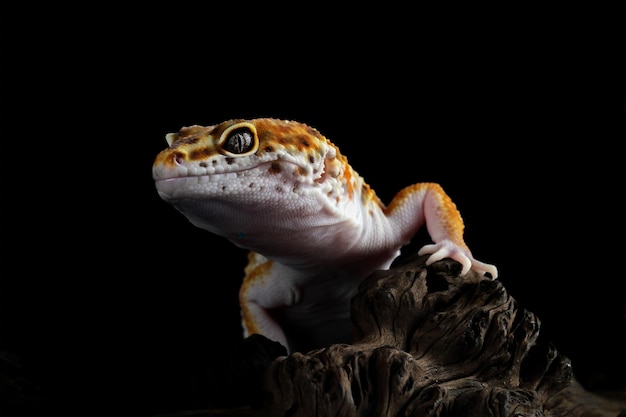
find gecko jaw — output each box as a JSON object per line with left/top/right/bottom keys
{"left": 153, "top": 159, "right": 309, "bottom": 181}
{"left": 154, "top": 160, "right": 312, "bottom": 200}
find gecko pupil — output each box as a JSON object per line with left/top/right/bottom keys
{"left": 224, "top": 128, "right": 254, "bottom": 154}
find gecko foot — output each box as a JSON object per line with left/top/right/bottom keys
{"left": 418, "top": 240, "right": 498, "bottom": 280}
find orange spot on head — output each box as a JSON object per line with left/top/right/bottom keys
{"left": 190, "top": 147, "right": 214, "bottom": 160}
{"left": 297, "top": 135, "right": 311, "bottom": 150}
{"left": 252, "top": 119, "right": 327, "bottom": 158}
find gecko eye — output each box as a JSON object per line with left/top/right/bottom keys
{"left": 219, "top": 123, "right": 259, "bottom": 156}
{"left": 225, "top": 128, "right": 254, "bottom": 154}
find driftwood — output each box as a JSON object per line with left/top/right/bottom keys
{"left": 161, "top": 252, "right": 625, "bottom": 417}
{"left": 259, "top": 253, "right": 625, "bottom": 417}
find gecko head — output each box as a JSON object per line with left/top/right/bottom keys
{"left": 152, "top": 118, "right": 342, "bottom": 203}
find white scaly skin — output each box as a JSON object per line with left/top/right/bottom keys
{"left": 153, "top": 118, "right": 497, "bottom": 353}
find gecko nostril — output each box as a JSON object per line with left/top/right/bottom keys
{"left": 173, "top": 152, "right": 185, "bottom": 166}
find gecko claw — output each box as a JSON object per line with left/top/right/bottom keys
{"left": 418, "top": 240, "right": 498, "bottom": 280}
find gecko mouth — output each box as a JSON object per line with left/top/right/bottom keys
{"left": 154, "top": 159, "right": 308, "bottom": 182}
{"left": 154, "top": 175, "right": 226, "bottom": 199}
{"left": 154, "top": 160, "right": 309, "bottom": 199}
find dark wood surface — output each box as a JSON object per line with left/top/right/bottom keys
{"left": 259, "top": 254, "right": 625, "bottom": 416}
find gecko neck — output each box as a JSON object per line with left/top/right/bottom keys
{"left": 173, "top": 189, "right": 403, "bottom": 274}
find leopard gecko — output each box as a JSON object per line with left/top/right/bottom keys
{"left": 152, "top": 118, "right": 498, "bottom": 353}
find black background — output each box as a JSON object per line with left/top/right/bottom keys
{"left": 1, "top": 2, "right": 624, "bottom": 416}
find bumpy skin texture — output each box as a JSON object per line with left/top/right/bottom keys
{"left": 152, "top": 118, "right": 497, "bottom": 353}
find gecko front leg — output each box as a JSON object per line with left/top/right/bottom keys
{"left": 385, "top": 182, "right": 498, "bottom": 279}
{"left": 238, "top": 251, "right": 357, "bottom": 353}
{"left": 238, "top": 252, "right": 298, "bottom": 350}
